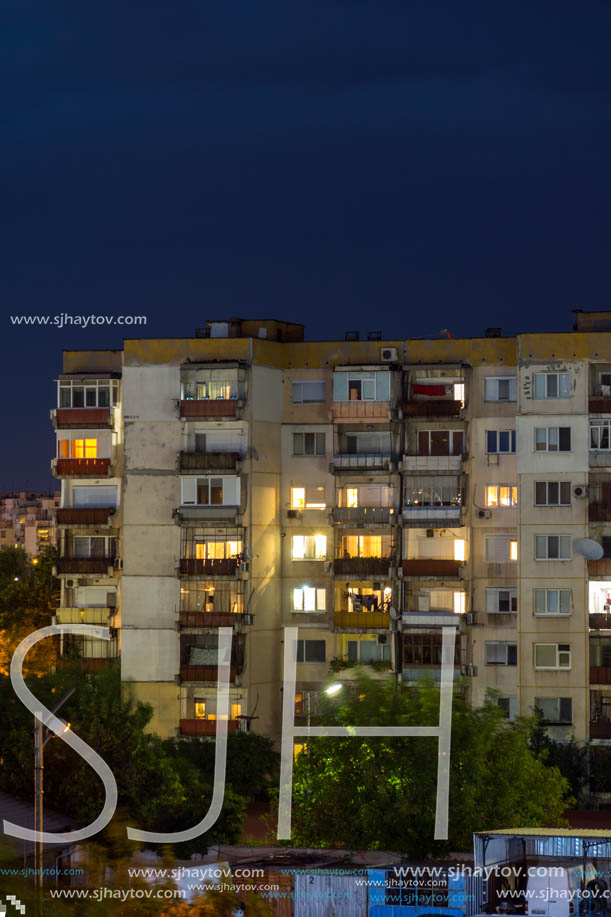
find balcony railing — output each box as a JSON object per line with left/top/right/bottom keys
{"left": 402, "top": 666, "right": 461, "bottom": 682}
{"left": 403, "top": 400, "right": 461, "bottom": 417}
{"left": 179, "top": 611, "right": 247, "bottom": 628}
{"left": 54, "top": 408, "right": 112, "bottom": 428}
{"left": 402, "top": 505, "right": 462, "bottom": 526}
{"left": 180, "top": 399, "right": 239, "bottom": 419}
{"left": 180, "top": 664, "right": 238, "bottom": 682}
{"left": 333, "top": 454, "right": 392, "bottom": 472}
{"left": 331, "top": 401, "right": 390, "bottom": 421}
{"left": 333, "top": 557, "right": 392, "bottom": 576}
{"left": 589, "top": 504, "right": 611, "bottom": 522}
{"left": 401, "top": 455, "right": 462, "bottom": 473}
{"left": 179, "top": 558, "right": 240, "bottom": 576}
{"left": 589, "top": 397, "right": 611, "bottom": 414}
{"left": 333, "top": 610, "right": 389, "bottom": 630}
{"left": 179, "top": 718, "right": 239, "bottom": 736}
{"left": 589, "top": 558, "right": 611, "bottom": 576}
{"left": 331, "top": 506, "right": 395, "bottom": 524}
{"left": 56, "top": 507, "right": 115, "bottom": 525}
{"left": 402, "top": 559, "right": 463, "bottom": 578}
{"left": 402, "top": 611, "right": 463, "bottom": 627}
{"left": 590, "top": 666, "right": 611, "bottom": 684}
{"left": 179, "top": 451, "right": 241, "bottom": 472}
{"left": 55, "top": 606, "right": 112, "bottom": 624}
{"left": 175, "top": 505, "right": 239, "bottom": 523}
{"left": 57, "top": 557, "right": 116, "bottom": 575}
{"left": 590, "top": 721, "right": 611, "bottom": 739}
{"left": 590, "top": 613, "right": 611, "bottom": 630}
{"left": 54, "top": 458, "right": 111, "bottom": 476}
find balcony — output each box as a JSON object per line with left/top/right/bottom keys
{"left": 179, "top": 611, "right": 249, "bottom": 629}
{"left": 402, "top": 400, "right": 461, "bottom": 418}
{"left": 53, "top": 458, "right": 111, "bottom": 477}
{"left": 331, "top": 506, "right": 395, "bottom": 525}
{"left": 179, "top": 558, "right": 241, "bottom": 576}
{"left": 590, "top": 504, "right": 611, "bottom": 522}
{"left": 179, "top": 718, "right": 240, "bottom": 737}
{"left": 180, "top": 399, "right": 239, "bottom": 419}
{"left": 402, "top": 666, "right": 461, "bottom": 682}
{"left": 179, "top": 452, "right": 241, "bottom": 472}
{"left": 590, "top": 666, "right": 611, "bottom": 684}
{"left": 56, "top": 557, "right": 116, "bottom": 575}
{"left": 590, "top": 613, "right": 611, "bottom": 630}
{"left": 402, "top": 559, "right": 463, "bottom": 578}
{"left": 175, "top": 505, "right": 239, "bottom": 523}
{"left": 402, "top": 505, "right": 462, "bottom": 527}
{"left": 331, "top": 401, "right": 390, "bottom": 422}
{"left": 56, "top": 507, "right": 115, "bottom": 525}
{"left": 333, "top": 610, "right": 389, "bottom": 631}
{"left": 180, "top": 665, "right": 238, "bottom": 682}
{"left": 401, "top": 455, "right": 462, "bottom": 473}
{"left": 53, "top": 408, "right": 112, "bottom": 429}
{"left": 333, "top": 557, "right": 392, "bottom": 577}
{"left": 402, "top": 611, "right": 463, "bottom": 627}
{"left": 590, "top": 721, "right": 611, "bottom": 739}
{"left": 55, "top": 607, "right": 112, "bottom": 625}
{"left": 333, "top": 454, "right": 392, "bottom": 473}
{"left": 589, "top": 397, "right": 611, "bottom": 414}
{"left": 589, "top": 558, "right": 611, "bottom": 577}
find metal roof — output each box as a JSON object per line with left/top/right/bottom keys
{"left": 481, "top": 829, "right": 611, "bottom": 839}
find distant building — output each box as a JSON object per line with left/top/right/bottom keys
{"left": 0, "top": 491, "right": 60, "bottom": 555}
{"left": 47, "top": 312, "right": 611, "bottom": 750}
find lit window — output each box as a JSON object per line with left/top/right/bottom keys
{"left": 295, "top": 692, "right": 305, "bottom": 715}
{"left": 291, "top": 487, "right": 305, "bottom": 510}
{"left": 454, "top": 383, "right": 465, "bottom": 404}
{"left": 85, "top": 439, "right": 97, "bottom": 458}
{"left": 293, "top": 586, "right": 326, "bottom": 611}
{"left": 510, "top": 540, "right": 518, "bottom": 560}
{"left": 194, "top": 701, "right": 206, "bottom": 719}
{"left": 314, "top": 534, "right": 327, "bottom": 558}
{"left": 230, "top": 703, "right": 242, "bottom": 720}
{"left": 485, "top": 485, "right": 517, "bottom": 507}
{"left": 292, "top": 535, "right": 327, "bottom": 560}
{"left": 454, "top": 539, "right": 465, "bottom": 562}
{"left": 453, "top": 592, "right": 466, "bottom": 615}
{"left": 346, "top": 488, "right": 358, "bottom": 508}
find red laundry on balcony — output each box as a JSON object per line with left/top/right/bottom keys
{"left": 412, "top": 384, "right": 447, "bottom": 397}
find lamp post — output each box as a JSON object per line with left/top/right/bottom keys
{"left": 305, "top": 682, "right": 344, "bottom": 803}
{"left": 33, "top": 687, "right": 74, "bottom": 890}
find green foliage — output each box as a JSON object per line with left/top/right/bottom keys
{"left": 290, "top": 674, "right": 572, "bottom": 857}
{"left": 528, "top": 708, "right": 590, "bottom": 801}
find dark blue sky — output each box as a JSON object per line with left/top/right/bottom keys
{"left": 3, "top": 0, "right": 611, "bottom": 487}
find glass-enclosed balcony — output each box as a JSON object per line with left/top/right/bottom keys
{"left": 180, "top": 367, "right": 246, "bottom": 419}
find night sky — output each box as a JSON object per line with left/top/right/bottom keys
{"left": 4, "top": 1, "right": 611, "bottom": 488}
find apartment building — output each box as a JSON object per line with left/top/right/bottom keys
{"left": 49, "top": 312, "right": 611, "bottom": 747}
{"left": 0, "top": 491, "right": 60, "bottom": 555}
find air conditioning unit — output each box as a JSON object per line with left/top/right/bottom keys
{"left": 380, "top": 347, "right": 398, "bottom": 363}
{"left": 460, "top": 664, "right": 478, "bottom": 677}
{"left": 477, "top": 509, "right": 491, "bottom": 519}
{"left": 287, "top": 509, "right": 300, "bottom": 519}
{"left": 466, "top": 612, "right": 479, "bottom": 625}
{"left": 573, "top": 485, "right": 587, "bottom": 498}
{"left": 377, "top": 634, "right": 387, "bottom": 644}
{"left": 66, "top": 579, "right": 75, "bottom": 588}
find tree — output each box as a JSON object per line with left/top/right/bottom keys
{"left": 289, "top": 674, "right": 572, "bottom": 857}
{"left": 528, "top": 708, "right": 590, "bottom": 802}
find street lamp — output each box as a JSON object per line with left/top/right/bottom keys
{"left": 304, "top": 682, "right": 344, "bottom": 804}
{"left": 34, "top": 687, "right": 75, "bottom": 890}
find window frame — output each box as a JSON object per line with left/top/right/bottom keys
{"left": 534, "top": 534, "right": 572, "bottom": 561}
{"left": 486, "top": 430, "right": 516, "bottom": 454}
{"left": 535, "top": 697, "right": 573, "bottom": 724}
{"left": 291, "top": 534, "right": 327, "bottom": 560}
{"left": 534, "top": 481, "right": 572, "bottom": 507}
{"left": 533, "top": 588, "right": 572, "bottom": 616}
{"left": 292, "top": 432, "right": 326, "bottom": 456}
{"left": 292, "top": 381, "right": 326, "bottom": 404}
{"left": 485, "top": 484, "right": 518, "bottom": 508}
{"left": 534, "top": 426, "right": 571, "bottom": 452}
{"left": 296, "top": 639, "right": 327, "bottom": 663}
{"left": 485, "top": 588, "right": 517, "bottom": 613}
{"left": 534, "top": 643, "right": 571, "bottom": 670}
{"left": 485, "top": 641, "right": 518, "bottom": 666}
{"left": 293, "top": 586, "right": 327, "bottom": 612}
{"left": 484, "top": 376, "right": 517, "bottom": 403}
{"left": 533, "top": 372, "right": 571, "bottom": 399}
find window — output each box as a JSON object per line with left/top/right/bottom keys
{"left": 333, "top": 371, "right": 390, "bottom": 402}
{"left": 485, "top": 376, "right": 517, "bottom": 402}
{"left": 58, "top": 438, "right": 98, "bottom": 459}
{"left": 72, "top": 485, "right": 118, "bottom": 508}
{"left": 347, "top": 585, "right": 392, "bottom": 612}
{"left": 591, "top": 421, "right": 611, "bottom": 450}
{"left": 496, "top": 696, "right": 517, "bottom": 720}
{"left": 535, "top": 697, "right": 572, "bottom": 724}
{"left": 181, "top": 476, "right": 240, "bottom": 506}
{"left": 485, "top": 642, "right": 517, "bottom": 666}
{"left": 535, "top": 481, "right": 571, "bottom": 506}
{"left": 404, "top": 476, "right": 462, "bottom": 507}
{"left": 182, "top": 529, "right": 243, "bottom": 561}
{"left": 347, "top": 640, "right": 391, "bottom": 663}
{"left": 338, "top": 483, "right": 393, "bottom": 508}
{"left": 534, "top": 589, "right": 571, "bottom": 615}
{"left": 339, "top": 534, "right": 391, "bottom": 558}
{"left": 73, "top": 536, "right": 115, "bottom": 558}
{"left": 418, "top": 430, "right": 464, "bottom": 456}
{"left": 180, "top": 580, "right": 244, "bottom": 614}
{"left": 535, "top": 427, "right": 571, "bottom": 452}
{"left": 181, "top": 369, "right": 240, "bottom": 401}
{"left": 292, "top": 381, "right": 326, "bottom": 404}
{"left": 194, "top": 701, "right": 206, "bottom": 719}
{"left": 403, "top": 633, "right": 460, "bottom": 666}
{"left": 535, "top": 535, "right": 572, "bottom": 560}
{"left": 486, "top": 430, "right": 516, "bottom": 454}
{"left": 293, "top": 586, "right": 326, "bottom": 612}
{"left": 58, "top": 379, "right": 117, "bottom": 408}
{"left": 293, "top": 432, "right": 326, "bottom": 456}
{"left": 534, "top": 643, "right": 571, "bottom": 669}
{"left": 533, "top": 372, "right": 571, "bottom": 399}
{"left": 290, "top": 486, "right": 326, "bottom": 510}
{"left": 485, "top": 536, "right": 518, "bottom": 562}
{"left": 296, "top": 640, "right": 326, "bottom": 663}
{"left": 345, "top": 431, "right": 390, "bottom": 455}
{"left": 486, "top": 588, "right": 517, "bottom": 613}
{"left": 292, "top": 534, "right": 327, "bottom": 560}
{"left": 454, "top": 539, "right": 466, "bottom": 561}
{"left": 485, "top": 485, "right": 518, "bottom": 507}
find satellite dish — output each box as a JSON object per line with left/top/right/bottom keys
{"left": 388, "top": 606, "right": 400, "bottom": 621}
{"left": 576, "top": 538, "right": 604, "bottom": 560}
